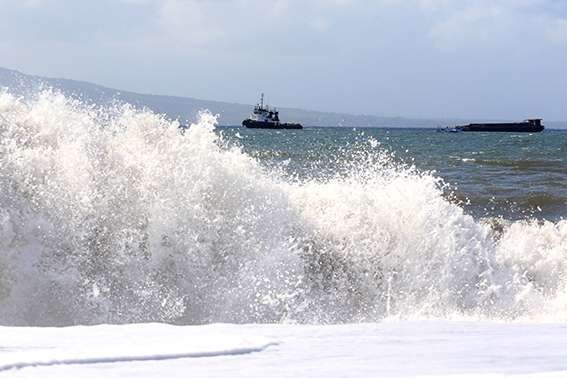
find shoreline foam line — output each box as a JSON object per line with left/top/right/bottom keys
{"left": 0, "top": 342, "right": 278, "bottom": 372}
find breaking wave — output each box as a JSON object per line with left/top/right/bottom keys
{"left": 0, "top": 90, "right": 566, "bottom": 326}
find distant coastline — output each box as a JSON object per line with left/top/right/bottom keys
{"left": 2, "top": 67, "right": 566, "bottom": 129}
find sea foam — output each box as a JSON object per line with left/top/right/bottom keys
{"left": 0, "top": 90, "right": 566, "bottom": 326}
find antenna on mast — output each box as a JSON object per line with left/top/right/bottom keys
{"left": 260, "top": 93, "right": 264, "bottom": 108}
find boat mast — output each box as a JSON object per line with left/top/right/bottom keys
{"left": 260, "top": 93, "right": 264, "bottom": 109}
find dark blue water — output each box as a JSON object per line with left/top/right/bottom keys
{"left": 220, "top": 127, "right": 567, "bottom": 222}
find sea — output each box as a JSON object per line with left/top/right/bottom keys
{"left": 1, "top": 90, "right": 567, "bottom": 376}
{"left": 221, "top": 126, "right": 567, "bottom": 222}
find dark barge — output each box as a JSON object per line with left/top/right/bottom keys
{"left": 456, "top": 119, "right": 544, "bottom": 133}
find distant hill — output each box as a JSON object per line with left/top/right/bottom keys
{"left": 1, "top": 67, "right": 565, "bottom": 129}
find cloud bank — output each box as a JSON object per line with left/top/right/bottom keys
{"left": 1, "top": 0, "right": 566, "bottom": 119}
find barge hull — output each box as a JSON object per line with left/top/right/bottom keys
{"left": 457, "top": 119, "right": 544, "bottom": 133}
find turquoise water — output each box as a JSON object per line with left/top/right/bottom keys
{"left": 220, "top": 127, "right": 567, "bottom": 222}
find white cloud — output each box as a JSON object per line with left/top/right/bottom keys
{"left": 316, "top": 0, "right": 354, "bottom": 6}
{"left": 416, "top": 0, "right": 450, "bottom": 11}
{"left": 2, "top": 0, "right": 567, "bottom": 119}
{"left": 0, "top": 0, "right": 50, "bottom": 6}
{"left": 309, "top": 17, "right": 331, "bottom": 32}
{"left": 546, "top": 18, "right": 567, "bottom": 42}
{"left": 427, "top": 3, "right": 504, "bottom": 49}
{"left": 156, "top": 0, "right": 227, "bottom": 46}
{"left": 420, "top": 0, "right": 567, "bottom": 50}
{"left": 146, "top": 0, "right": 358, "bottom": 51}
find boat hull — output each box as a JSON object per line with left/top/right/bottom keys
{"left": 456, "top": 120, "right": 544, "bottom": 133}
{"left": 242, "top": 119, "right": 303, "bottom": 129}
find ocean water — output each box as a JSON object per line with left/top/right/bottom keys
{"left": 220, "top": 127, "right": 567, "bottom": 222}
{"left": 0, "top": 90, "right": 566, "bottom": 327}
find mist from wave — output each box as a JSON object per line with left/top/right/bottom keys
{"left": 0, "top": 90, "right": 566, "bottom": 326}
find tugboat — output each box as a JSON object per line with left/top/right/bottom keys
{"left": 242, "top": 93, "right": 303, "bottom": 129}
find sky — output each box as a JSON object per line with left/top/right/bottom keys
{"left": 1, "top": 0, "right": 567, "bottom": 120}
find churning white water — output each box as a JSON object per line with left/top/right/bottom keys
{"left": 0, "top": 90, "right": 566, "bottom": 326}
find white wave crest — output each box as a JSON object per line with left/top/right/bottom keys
{"left": 0, "top": 90, "right": 565, "bottom": 326}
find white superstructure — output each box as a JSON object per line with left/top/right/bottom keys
{"left": 250, "top": 93, "right": 280, "bottom": 123}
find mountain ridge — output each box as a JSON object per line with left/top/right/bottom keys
{"left": 1, "top": 67, "right": 565, "bottom": 129}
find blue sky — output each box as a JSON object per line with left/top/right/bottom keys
{"left": 1, "top": 0, "right": 567, "bottom": 120}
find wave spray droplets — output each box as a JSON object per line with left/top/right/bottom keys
{"left": 0, "top": 90, "right": 566, "bottom": 326}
